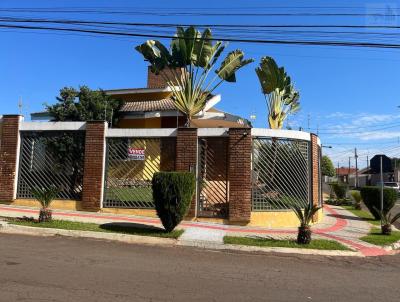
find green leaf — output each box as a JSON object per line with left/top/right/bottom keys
{"left": 215, "top": 50, "right": 254, "bottom": 82}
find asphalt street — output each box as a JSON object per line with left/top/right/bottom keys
{"left": 1, "top": 234, "right": 400, "bottom": 302}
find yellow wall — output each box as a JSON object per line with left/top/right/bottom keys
{"left": 249, "top": 209, "right": 323, "bottom": 228}
{"left": 2, "top": 199, "right": 83, "bottom": 211}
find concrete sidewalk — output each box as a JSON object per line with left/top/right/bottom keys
{"left": 0, "top": 204, "right": 397, "bottom": 257}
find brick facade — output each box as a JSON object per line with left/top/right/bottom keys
{"left": 310, "top": 133, "right": 321, "bottom": 221}
{"left": 0, "top": 115, "right": 22, "bottom": 201}
{"left": 227, "top": 128, "right": 252, "bottom": 223}
{"left": 81, "top": 121, "right": 107, "bottom": 211}
{"left": 147, "top": 66, "right": 183, "bottom": 88}
{"left": 176, "top": 128, "right": 198, "bottom": 217}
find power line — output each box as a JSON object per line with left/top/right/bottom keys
{"left": 0, "top": 23, "right": 399, "bottom": 49}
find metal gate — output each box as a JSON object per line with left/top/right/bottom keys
{"left": 103, "top": 137, "right": 176, "bottom": 208}
{"left": 252, "top": 137, "right": 310, "bottom": 210}
{"left": 17, "top": 131, "right": 85, "bottom": 200}
{"left": 197, "top": 137, "right": 229, "bottom": 218}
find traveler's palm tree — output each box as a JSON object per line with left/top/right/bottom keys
{"left": 255, "top": 56, "right": 300, "bottom": 129}
{"left": 136, "top": 26, "right": 253, "bottom": 126}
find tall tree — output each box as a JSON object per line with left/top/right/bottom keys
{"left": 46, "top": 86, "right": 122, "bottom": 126}
{"left": 322, "top": 155, "right": 336, "bottom": 177}
{"left": 135, "top": 26, "right": 253, "bottom": 126}
{"left": 255, "top": 56, "right": 300, "bottom": 129}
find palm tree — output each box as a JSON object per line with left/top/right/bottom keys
{"left": 136, "top": 26, "right": 253, "bottom": 127}
{"left": 290, "top": 203, "right": 321, "bottom": 244}
{"left": 31, "top": 187, "right": 59, "bottom": 222}
{"left": 374, "top": 208, "right": 400, "bottom": 235}
{"left": 255, "top": 56, "right": 300, "bottom": 129}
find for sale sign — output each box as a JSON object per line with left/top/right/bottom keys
{"left": 128, "top": 147, "right": 145, "bottom": 160}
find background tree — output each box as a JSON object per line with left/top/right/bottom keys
{"left": 46, "top": 86, "right": 122, "bottom": 126}
{"left": 255, "top": 56, "right": 300, "bottom": 129}
{"left": 135, "top": 26, "right": 253, "bottom": 126}
{"left": 321, "top": 155, "right": 336, "bottom": 177}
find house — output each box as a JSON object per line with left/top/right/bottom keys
{"left": 335, "top": 167, "right": 357, "bottom": 183}
{"left": 31, "top": 67, "right": 249, "bottom": 128}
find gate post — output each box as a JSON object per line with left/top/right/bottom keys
{"left": 228, "top": 128, "right": 252, "bottom": 223}
{"left": 176, "top": 128, "right": 198, "bottom": 218}
{"left": 310, "top": 133, "right": 321, "bottom": 221}
{"left": 0, "top": 115, "right": 22, "bottom": 201}
{"left": 81, "top": 121, "right": 107, "bottom": 211}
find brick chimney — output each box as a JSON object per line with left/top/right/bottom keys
{"left": 147, "top": 66, "right": 183, "bottom": 88}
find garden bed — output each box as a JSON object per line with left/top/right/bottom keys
{"left": 6, "top": 218, "right": 183, "bottom": 239}
{"left": 224, "top": 236, "right": 351, "bottom": 251}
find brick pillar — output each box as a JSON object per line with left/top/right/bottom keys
{"left": 228, "top": 128, "right": 252, "bottom": 223}
{"left": 311, "top": 133, "right": 321, "bottom": 221}
{"left": 0, "top": 115, "right": 22, "bottom": 201}
{"left": 81, "top": 121, "right": 107, "bottom": 211}
{"left": 176, "top": 128, "right": 198, "bottom": 217}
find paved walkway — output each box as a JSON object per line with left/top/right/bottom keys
{"left": 0, "top": 204, "right": 396, "bottom": 256}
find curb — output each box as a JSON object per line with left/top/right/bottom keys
{"left": 178, "top": 240, "right": 363, "bottom": 257}
{"left": 0, "top": 222, "right": 363, "bottom": 257}
{"left": 0, "top": 223, "right": 177, "bottom": 247}
{"left": 383, "top": 240, "right": 400, "bottom": 251}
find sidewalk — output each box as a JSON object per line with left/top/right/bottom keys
{"left": 0, "top": 204, "right": 396, "bottom": 257}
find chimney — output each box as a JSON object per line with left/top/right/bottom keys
{"left": 147, "top": 66, "right": 183, "bottom": 88}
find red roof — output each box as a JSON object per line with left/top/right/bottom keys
{"left": 336, "top": 167, "right": 357, "bottom": 176}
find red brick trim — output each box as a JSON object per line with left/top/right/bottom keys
{"left": 228, "top": 128, "right": 252, "bottom": 223}
{"left": 0, "top": 115, "right": 22, "bottom": 201}
{"left": 176, "top": 128, "right": 198, "bottom": 217}
{"left": 310, "top": 133, "right": 321, "bottom": 221}
{"left": 81, "top": 121, "right": 107, "bottom": 211}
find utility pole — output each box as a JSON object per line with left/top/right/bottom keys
{"left": 355, "top": 148, "right": 359, "bottom": 188}
{"left": 348, "top": 157, "right": 351, "bottom": 184}
{"left": 367, "top": 155, "right": 369, "bottom": 170}
{"left": 380, "top": 155, "right": 384, "bottom": 225}
{"left": 307, "top": 114, "right": 311, "bottom": 132}
{"left": 18, "top": 97, "right": 23, "bottom": 115}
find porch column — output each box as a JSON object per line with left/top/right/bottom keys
{"left": 81, "top": 121, "right": 107, "bottom": 211}
{"left": 310, "top": 133, "right": 321, "bottom": 221}
{"left": 0, "top": 115, "right": 22, "bottom": 201}
{"left": 176, "top": 128, "right": 198, "bottom": 217}
{"left": 228, "top": 128, "right": 252, "bottom": 223}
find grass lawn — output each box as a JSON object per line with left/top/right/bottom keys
{"left": 360, "top": 228, "right": 400, "bottom": 246}
{"left": 7, "top": 219, "right": 183, "bottom": 239}
{"left": 223, "top": 236, "right": 351, "bottom": 251}
{"left": 105, "top": 187, "right": 154, "bottom": 207}
{"left": 341, "top": 206, "right": 381, "bottom": 226}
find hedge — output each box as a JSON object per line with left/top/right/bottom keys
{"left": 152, "top": 172, "right": 196, "bottom": 232}
{"left": 330, "top": 182, "right": 348, "bottom": 200}
{"left": 360, "top": 186, "right": 397, "bottom": 219}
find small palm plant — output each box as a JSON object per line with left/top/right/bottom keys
{"left": 31, "top": 187, "right": 59, "bottom": 223}
{"left": 374, "top": 207, "right": 400, "bottom": 235}
{"left": 350, "top": 190, "right": 362, "bottom": 210}
{"left": 290, "top": 203, "right": 321, "bottom": 244}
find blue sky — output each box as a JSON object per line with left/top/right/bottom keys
{"left": 0, "top": 0, "right": 399, "bottom": 167}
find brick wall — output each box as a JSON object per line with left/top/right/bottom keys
{"left": 228, "top": 128, "right": 252, "bottom": 223}
{"left": 176, "top": 128, "right": 198, "bottom": 217}
{"left": 0, "top": 115, "right": 22, "bottom": 201}
{"left": 310, "top": 133, "right": 321, "bottom": 221}
{"left": 81, "top": 121, "right": 107, "bottom": 211}
{"left": 147, "top": 66, "right": 183, "bottom": 88}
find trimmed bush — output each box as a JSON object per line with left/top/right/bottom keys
{"left": 330, "top": 182, "right": 348, "bottom": 200}
{"left": 152, "top": 172, "right": 196, "bottom": 232}
{"left": 360, "top": 186, "right": 397, "bottom": 219}
{"left": 350, "top": 190, "right": 362, "bottom": 210}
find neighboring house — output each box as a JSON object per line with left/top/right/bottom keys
{"left": 335, "top": 167, "right": 357, "bottom": 183}
{"left": 31, "top": 67, "right": 249, "bottom": 128}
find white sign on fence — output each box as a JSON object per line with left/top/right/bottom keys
{"left": 128, "top": 147, "right": 145, "bottom": 160}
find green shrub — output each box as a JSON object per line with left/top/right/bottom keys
{"left": 152, "top": 172, "right": 196, "bottom": 232}
{"left": 330, "top": 182, "right": 348, "bottom": 200}
{"left": 360, "top": 186, "right": 397, "bottom": 219}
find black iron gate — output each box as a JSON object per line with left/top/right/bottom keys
{"left": 197, "top": 137, "right": 229, "bottom": 218}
